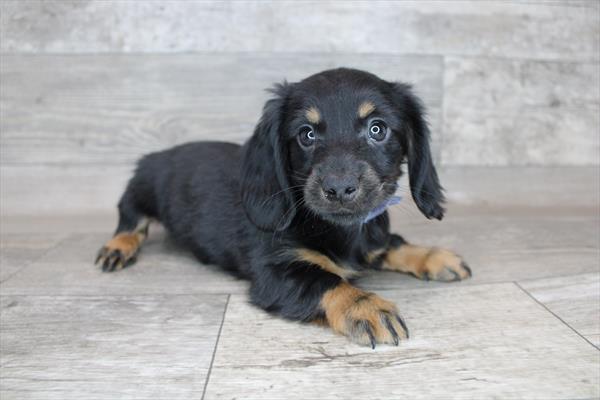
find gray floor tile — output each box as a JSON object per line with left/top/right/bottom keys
{"left": 519, "top": 272, "right": 600, "bottom": 348}
{"left": 0, "top": 294, "right": 227, "bottom": 399}
{"left": 204, "top": 284, "right": 599, "bottom": 400}
{"left": 0, "top": 231, "right": 248, "bottom": 296}
{"left": 4, "top": 214, "right": 597, "bottom": 298}
{"left": 360, "top": 213, "right": 600, "bottom": 290}
{"left": 0, "top": 233, "right": 66, "bottom": 282}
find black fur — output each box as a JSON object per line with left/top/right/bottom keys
{"left": 103, "top": 68, "right": 445, "bottom": 324}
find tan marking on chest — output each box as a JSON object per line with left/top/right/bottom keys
{"left": 295, "top": 248, "right": 358, "bottom": 280}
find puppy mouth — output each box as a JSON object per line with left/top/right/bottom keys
{"left": 323, "top": 211, "right": 369, "bottom": 225}
{"left": 305, "top": 182, "right": 398, "bottom": 225}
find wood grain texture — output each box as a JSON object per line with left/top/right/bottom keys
{"left": 0, "top": 230, "right": 248, "bottom": 296}
{"left": 360, "top": 213, "right": 600, "bottom": 291}
{"left": 1, "top": 1, "right": 598, "bottom": 61}
{"left": 3, "top": 165, "right": 598, "bottom": 217}
{"left": 0, "top": 294, "right": 228, "bottom": 399}
{"left": 442, "top": 56, "right": 600, "bottom": 165}
{"left": 0, "top": 53, "right": 442, "bottom": 166}
{"left": 0, "top": 233, "right": 65, "bottom": 282}
{"left": 204, "top": 284, "right": 599, "bottom": 399}
{"left": 1, "top": 212, "right": 598, "bottom": 296}
{"left": 520, "top": 273, "right": 600, "bottom": 347}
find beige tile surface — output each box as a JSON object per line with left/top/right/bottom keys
{"left": 204, "top": 284, "right": 599, "bottom": 400}
{"left": 520, "top": 273, "right": 600, "bottom": 348}
{"left": 0, "top": 294, "right": 228, "bottom": 400}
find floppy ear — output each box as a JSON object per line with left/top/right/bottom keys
{"left": 391, "top": 82, "right": 445, "bottom": 220}
{"left": 240, "top": 83, "right": 295, "bottom": 231}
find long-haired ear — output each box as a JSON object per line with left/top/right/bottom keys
{"left": 240, "top": 83, "right": 295, "bottom": 231}
{"left": 391, "top": 82, "right": 445, "bottom": 220}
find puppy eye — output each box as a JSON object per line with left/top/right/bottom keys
{"left": 298, "top": 125, "right": 316, "bottom": 147}
{"left": 368, "top": 120, "right": 388, "bottom": 142}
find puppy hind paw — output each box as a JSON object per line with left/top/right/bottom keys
{"left": 94, "top": 233, "right": 142, "bottom": 272}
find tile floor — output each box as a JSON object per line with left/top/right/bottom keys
{"left": 1, "top": 205, "right": 598, "bottom": 399}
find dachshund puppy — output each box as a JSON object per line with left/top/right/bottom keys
{"left": 96, "top": 68, "right": 471, "bottom": 348}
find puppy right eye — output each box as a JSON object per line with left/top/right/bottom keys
{"left": 298, "top": 126, "right": 316, "bottom": 147}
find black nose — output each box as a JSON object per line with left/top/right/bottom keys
{"left": 322, "top": 175, "right": 359, "bottom": 203}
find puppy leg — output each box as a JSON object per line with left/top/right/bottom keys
{"left": 250, "top": 254, "right": 408, "bottom": 348}
{"left": 95, "top": 190, "right": 150, "bottom": 272}
{"left": 382, "top": 234, "right": 471, "bottom": 281}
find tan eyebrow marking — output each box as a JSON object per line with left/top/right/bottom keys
{"left": 358, "top": 101, "right": 376, "bottom": 118}
{"left": 305, "top": 107, "right": 321, "bottom": 124}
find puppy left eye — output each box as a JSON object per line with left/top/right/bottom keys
{"left": 368, "top": 120, "right": 388, "bottom": 141}
{"left": 298, "top": 125, "right": 316, "bottom": 147}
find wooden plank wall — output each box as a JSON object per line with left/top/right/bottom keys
{"left": 1, "top": 1, "right": 598, "bottom": 215}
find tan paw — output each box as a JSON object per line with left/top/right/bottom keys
{"left": 95, "top": 232, "right": 144, "bottom": 272}
{"left": 418, "top": 249, "right": 471, "bottom": 281}
{"left": 385, "top": 245, "right": 472, "bottom": 282}
{"left": 322, "top": 283, "right": 409, "bottom": 348}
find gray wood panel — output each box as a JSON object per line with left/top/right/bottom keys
{"left": 2, "top": 164, "right": 598, "bottom": 217}
{"left": 442, "top": 56, "right": 600, "bottom": 165}
{"left": 2, "top": 212, "right": 597, "bottom": 297}
{"left": 360, "top": 213, "right": 600, "bottom": 290}
{"left": 0, "top": 233, "right": 65, "bottom": 282}
{"left": 0, "top": 294, "right": 228, "bottom": 399}
{"left": 0, "top": 165, "right": 133, "bottom": 216}
{"left": 2, "top": 1, "right": 598, "bottom": 61}
{"left": 520, "top": 273, "right": 600, "bottom": 347}
{"left": 0, "top": 230, "right": 248, "bottom": 296}
{"left": 204, "top": 283, "right": 599, "bottom": 399}
{"left": 0, "top": 53, "right": 442, "bottom": 165}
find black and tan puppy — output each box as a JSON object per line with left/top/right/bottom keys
{"left": 96, "top": 68, "right": 471, "bottom": 348}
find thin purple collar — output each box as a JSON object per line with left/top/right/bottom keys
{"left": 363, "top": 195, "right": 402, "bottom": 223}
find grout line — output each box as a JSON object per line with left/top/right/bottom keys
{"left": 201, "top": 294, "right": 230, "bottom": 400}
{"left": 514, "top": 281, "right": 600, "bottom": 352}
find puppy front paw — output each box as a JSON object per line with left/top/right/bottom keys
{"left": 385, "top": 244, "right": 472, "bottom": 282}
{"left": 420, "top": 249, "right": 471, "bottom": 282}
{"left": 322, "top": 283, "right": 409, "bottom": 348}
{"left": 95, "top": 232, "right": 143, "bottom": 272}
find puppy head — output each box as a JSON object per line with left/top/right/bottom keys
{"left": 241, "top": 68, "right": 444, "bottom": 231}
